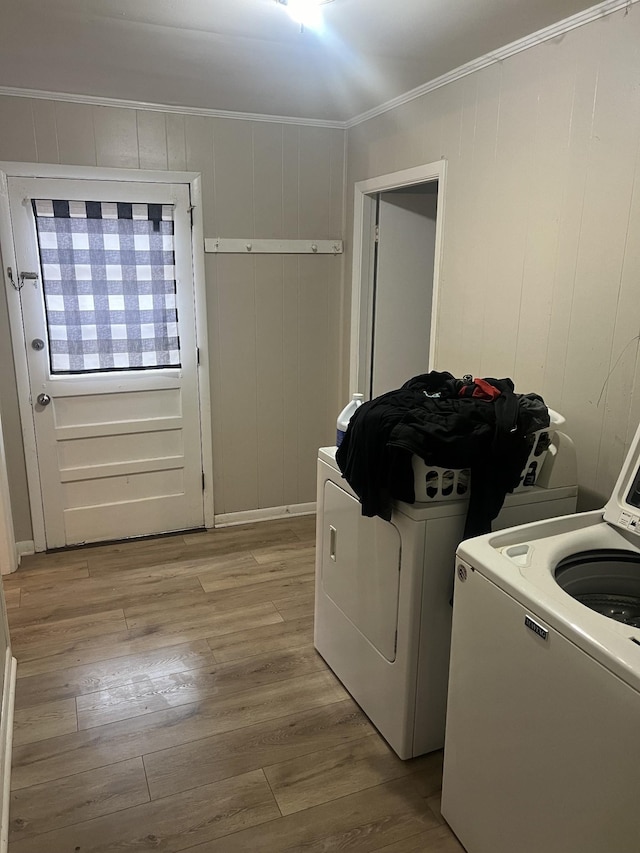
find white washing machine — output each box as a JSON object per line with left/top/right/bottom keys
{"left": 441, "top": 427, "right": 640, "bottom": 853}
{"left": 314, "top": 432, "right": 578, "bottom": 760}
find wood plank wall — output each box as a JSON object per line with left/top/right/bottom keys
{"left": 0, "top": 103, "right": 346, "bottom": 538}
{"left": 345, "top": 5, "right": 640, "bottom": 509}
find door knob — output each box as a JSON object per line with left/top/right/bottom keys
{"left": 36, "top": 393, "right": 51, "bottom": 406}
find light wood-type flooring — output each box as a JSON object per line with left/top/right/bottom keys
{"left": 2, "top": 515, "right": 465, "bottom": 852}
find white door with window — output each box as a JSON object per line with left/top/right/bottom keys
{"left": 7, "top": 177, "right": 204, "bottom": 548}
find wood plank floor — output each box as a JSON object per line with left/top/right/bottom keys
{"left": 3, "top": 516, "right": 465, "bottom": 853}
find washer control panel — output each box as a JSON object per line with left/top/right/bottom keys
{"left": 604, "top": 421, "right": 640, "bottom": 532}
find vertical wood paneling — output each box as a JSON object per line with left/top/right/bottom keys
{"left": 438, "top": 77, "right": 467, "bottom": 160}
{"left": 298, "top": 127, "right": 332, "bottom": 238}
{"left": 541, "top": 22, "right": 601, "bottom": 411}
{"left": 597, "top": 163, "right": 640, "bottom": 497}
{"left": 93, "top": 107, "right": 139, "bottom": 168}
{"left": 420, "top": 86, "right": 449, "bottom": 166}
{"left": 324, "top": 257, "right": 343, "bottom": 443}
{"left": 329, "top": 132, "right": 346, "bottom": 425}
{"left": 347, "top": 123, "right": 372, "bottom": 184}
{"left": 212, "top": 118, "right": 254, "bottom": 237}
{"left": 136, "top": 111, "right": 168, "bottom": 170}
{"left": 297, "top": 256, "right": 331, "bottom": 498}
{"left": 32, "top": 100, "right": 59, "bottom": 164}
{"left": 282, "top": 257, "right": 301, "bottom": 504}
{"left": 562, "top": 20, "right": 640, "bottom": 498}
{"left": 185, "top": 116, "right": 215, "bottom": 232}
{"left": 329, "top": 131, "right": 346, "bottom": 235}
{"left": 206, "top": 255, "right": 227, "bottom": 515}
{"left": 166, "top": 114, "right": 187, "bottom": 171}
{"left": 255, "top": 257, "right": 286, "bottom": 508}
{"left": 478, "top": 48, "right": 541, "bottom": 379}
{"left": 619, "top": 90, "right": 640, "bottom": 464}
{"left": 53, "top": 102, "right": 97, "bottom": 166}
{"left": 435, "top": 74, "right": 476, "bottom": 375}
{"left": 0, "top": 97, "right": 37, "bottom": 162}
{"left": 215, "top": 255, "right": 259, "bottom": 513}
{"left": 513, "top": 40, "right": 576, "bottom": 394}
{"left": 389, "top": 99, "right": 426, "bottom": 172}
{"left": 438, "top": 62, "right": 502, "bottom": 373}
{"left": 282, "top": 126, "right": 300, "bottom": 239}
{"left": 368, "top": 111, "right": 399, "bottom": 179}
{"left": 253, "top": 123, "right": 284, "bottom": 239}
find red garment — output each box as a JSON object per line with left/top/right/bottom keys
{"left": 459, "top": 377, "right": 502, "bottom": 401}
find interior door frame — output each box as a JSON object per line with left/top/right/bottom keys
{"left": 349, "top": 160, "right": 447, "bottom": 398}
{"left": 0, "top": 162, "right": 213, "bottom": 552}
{"left": 0, "top": 409, "right": 17, "bottom": 574}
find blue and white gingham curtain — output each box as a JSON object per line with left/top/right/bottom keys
{"left": 33, "top": 199, "right": 181, "bottom": 374}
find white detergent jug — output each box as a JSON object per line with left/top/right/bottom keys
{"left": 336, "top": 393, "right": 364, "bottom": 447}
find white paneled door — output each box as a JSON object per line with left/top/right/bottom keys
{"left": 8, "top": 177, "right": 204, "bottom": 548}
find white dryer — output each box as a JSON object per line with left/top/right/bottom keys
{"left": 314, "top": 435, "right": 577, "bottom": 760}
{"left": 441, "top": 425, "right": 640, "bottom": 853}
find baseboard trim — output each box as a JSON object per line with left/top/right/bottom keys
{"left": 0, "top": 540, "right": 37, "bottom": 574}
{"left": 16, "top": 541, "right": 34, "bottom": 559}
{"left": 214, "top": 502, "right": 316, "bottom": 528}
{"left": 0, "top": 651, "right": 16, "bottom": 853}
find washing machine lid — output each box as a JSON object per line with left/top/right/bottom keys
{"left": 604, "top": 421, "right": 640, "bottom": 537}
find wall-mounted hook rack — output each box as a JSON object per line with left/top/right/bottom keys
{"left": 204, "top": 238, "right": 343, "bottom": 255}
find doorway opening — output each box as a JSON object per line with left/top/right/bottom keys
{"left": 349, "top": 161, "right": 446, "bottom": 400}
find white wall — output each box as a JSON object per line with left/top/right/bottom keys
{"left": 345, "top": 5, "right": 640, "bottom": 509}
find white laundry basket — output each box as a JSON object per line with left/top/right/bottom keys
{"left": 411, "top": 408, "right": 565, "bottom": 502}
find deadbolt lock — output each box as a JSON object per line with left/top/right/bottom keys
{"left": 32, "top": 338, "right": 45, "bottom": 351}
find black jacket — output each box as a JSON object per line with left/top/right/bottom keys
{"left": 335, "top": 371, "right": 549, "bottom": 538}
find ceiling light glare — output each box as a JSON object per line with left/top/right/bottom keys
{"left": 278, "top": 0, "right": 332, "bottom": 32}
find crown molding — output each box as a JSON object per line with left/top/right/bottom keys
{"left": 0, "top": 0, "right": 635, "bottom": 131}
{"left": 345, "top": 0, "right": 638, "bottom": 128}
{"left": 0, "top": 86, "right": 348, "bottom": 129}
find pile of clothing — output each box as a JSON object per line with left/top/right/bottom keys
{"left": 336, "top": 371, "right": 550, "bottom": 538}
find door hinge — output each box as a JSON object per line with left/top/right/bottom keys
{"left": 374, "top": 224, "right": 380, "bottom": 243}
{"left": 196, "top": 347, "right": 200, "bottom": 366}
{"left": 188, "top": 205, "right": 195, "bottom": 228}
{"left": 202, "top": 472, "right": 205, "bottom": 491}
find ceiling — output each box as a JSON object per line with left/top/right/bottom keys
{"left": 0, "top": 0, "right": 609, "bottom": 123}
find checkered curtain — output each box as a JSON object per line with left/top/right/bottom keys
{"left": 32, "top": 199, "right": 181, "bottom": 374}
